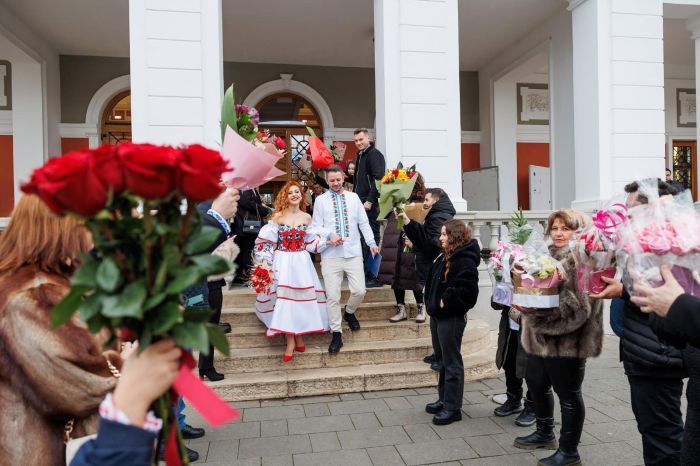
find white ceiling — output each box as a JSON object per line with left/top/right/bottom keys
{"left": 1, "top": 0, "right": 566, "bottom": 70}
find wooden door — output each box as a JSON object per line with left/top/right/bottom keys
{"left": 672, "top": 140, "right": 698, "bottom": 201}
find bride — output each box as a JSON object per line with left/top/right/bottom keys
{"left": 253, "top": 180, "right": 330, "bottom": 361}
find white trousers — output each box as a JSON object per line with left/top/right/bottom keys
{"left": 321, "top": 256, "right": 366, "bottom": 333}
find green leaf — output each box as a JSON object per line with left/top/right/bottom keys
{"left": 139, "top": 324, "right": 153, "bottom": 350}
{"left": 151, "top": 301, "right": 183, "bottom": 334}
{"left": 96, "top": 257, "right": 121, "bottom": 293}
{"left": 102, "top": 280, "right": 147, "bottom": 319}
{"left": 144, "top": 292, "right": 167, "bottom": 311}
{"left": 165, "top": 267, "right": 203, "bottom": 294}
{"left": 87, "top": 314, "right": 107, "bottom": 333}
{"left": 172, "top": 322, "right": 209, "bottom": 354}
{"left": 155, "top": 223, "right": 171, "bottom": 236}
{"left": 207, "top": 324, "right": 230, "bottom": 357}
{"left": 221, "top": 84, "right": 237, "bottom": 142}
{"left": 190, "top": 254, "right": 232, "bottom": 276}
{"left": 184, "top": 226, "right": 220, "bottom": 255}
{"left": 51, "top": 286, "right": 90, "bottom": 327}
{"left": 183, "top": 306, "right": 212, "bottom": 323}
{"left": 306, "top": 126, "right": 317, "bottom": 137}
{"left": 153, "top": 260, "right": 169, "bottom": 293}
{"left": 78, "top": 293, "right": 103, "bottom": 321}
{"left": 71, "top": 254, "right": 99, "bottom": 288}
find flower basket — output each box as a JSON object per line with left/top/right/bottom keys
{"left": 511, "top": 270, "right": 562, "bottom": 308}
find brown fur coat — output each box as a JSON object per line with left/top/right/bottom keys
{"left": 521, "top": 246, "right": 604, "bottom": 359}
{"left": 0, "top": 267, "right": 120, "bottom": 466}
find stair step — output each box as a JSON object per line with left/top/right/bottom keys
{"left": 221, "top": 301, "right": 416, "bottom": 327}
{"left": 209, "top": 333, "right": 499, "bottom": 402}
{"left": 214, "top": 320, "right": 491, "bottom": 373}
{"left": 222, "top": 286, "right": 400, "bottom": 308}
{"left": 226, "top": 319, "right": 431, "bottom": 348}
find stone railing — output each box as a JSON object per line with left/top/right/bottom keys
{"left": 0, "top": 217, "right": 8, "bottom": 232}
{"left": 455, "top": 210, "right": 551, "bottom": 252}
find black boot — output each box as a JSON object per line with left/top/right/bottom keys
{"left": 432, "top": 409, "right": 462, "bottom": 425}
{"left": 328, "top": 332, "right": 343, "bottom": 353}
{"left": 513, "top": 417, "right": 557, "bottom": 450}
{"left": 343, "top": 308, "right": 361, "bottom": 331}
{"left": 199, "top": 368, "right": 224, "bottom": 382}
{"left": 494, "top": 393, "right": 523, "bottom": 417}
{"left": 537, "top": 449, "right": 582, "bottom": 466}
{"left": 515, "top": 398, "right": 536, "bottom": 427}
{"left": 425, "top": 400, "right": 443, "bottom": 414}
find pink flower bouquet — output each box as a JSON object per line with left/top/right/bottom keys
{"left": 510, "top": 233, "right": 565, "bottom": 308}
{"left": 617, "top": 186, "right": 700, "bottom": 297}
{"left": 487, "top": 210, "right": 534, "bottom": 306}
{"left": 572, "top": 203, "right": 627, "bottom": 294}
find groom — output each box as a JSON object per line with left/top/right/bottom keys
{"left": 312, "top": 165, "right": 380, "bottom": 353}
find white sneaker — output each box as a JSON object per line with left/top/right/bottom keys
{"left": 415, "top": 303, "right": 426, "bottom": 323}
{"left": 389, "top": 304, "right": 407, "bottom": 322}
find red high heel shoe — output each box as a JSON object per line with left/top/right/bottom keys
{"left": 282, "top": 353, "right": 294, "bottom": 362}
{"left": 295, "top": 346, "right": 306, "bottom": 353}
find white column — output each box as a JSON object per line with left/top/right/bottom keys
{"left": 569, "top": 0, "right": 665, "bottom": 210}
{"left": 687, "top": 14, "right": 700, "bottom": 189}
{"left": 129, "top": 0, "right": 223, "bottom": 147}
{"left": 374, "top": 0, "right": 466, "bottom": 211}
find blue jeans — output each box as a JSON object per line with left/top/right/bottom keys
{"left": 177, "top": 396, "right": 186, "bottom": 430}
{"left": 610, "top": 297, "right": 624, "bottom": 337}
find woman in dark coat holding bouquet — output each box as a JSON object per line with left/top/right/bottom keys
{"left": 379, "top": 174, "right": 427, "bottom": 323}
{"left": 513, "top": 209, "right": 603, "bottom": 466}
{"left": 423, "top": 220, "right": 480, "bottom": 426}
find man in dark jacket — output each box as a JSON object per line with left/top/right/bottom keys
{"left": 592, "top": 178, "right": 685, "bottom": 466}
{"left": 400, "top": 188, "right": 456, "bottom": 369}
{"left": 353, "top": 129, "right": 386, "bottom": 287}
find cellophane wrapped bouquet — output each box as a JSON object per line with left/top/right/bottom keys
{"left": 616, "top": 180, "right": 700, "bottom": 297}
{"left": 571, "top": 202, "right": 628, "bottom": 294}
{"left": 488, "top": 209, "right": 533, "bottom": 306}
{"left": 510, "top": 231, "right": 565, "bottom": 308}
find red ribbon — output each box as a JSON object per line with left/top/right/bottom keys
{"left": 165, "top": 351, "right": 240, "bottom": 465}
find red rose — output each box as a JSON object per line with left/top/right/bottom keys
{"left": 119, "top": 143, "right": 181, "bottom": 199}
{"left": 177, "top": 144, "right": 230, "bottom": 201}
{"left": 21, "top": 150, "right": 108, "bottom": 216}
{"left": 274, "top": 136, "right": 286, "bottom": 150}
{"left": 117, "top": 326, "right": 137, "bottom": 342}
{"left": 309, "top": 136, "right": 334, "bottom": 170}
{"left": 92, "top": 144, "right": 125, "bottom": 194}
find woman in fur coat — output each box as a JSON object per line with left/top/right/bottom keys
{"left": 0, "top": 195, "right": 125, "bottom": 466}
{"left": 512, "top": 209, "right": 604, "bottom": 466}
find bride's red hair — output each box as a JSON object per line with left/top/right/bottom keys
{"left": 274, "top": 181, "right": 308, "bottom": 213}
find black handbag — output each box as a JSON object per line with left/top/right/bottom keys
{"left": 242, "top": 204, "right": 263, "bottom": 236}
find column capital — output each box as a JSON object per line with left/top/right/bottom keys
{"left": 686, "top": 13, "right": 700, "bottom": 40}
{"left": 567, "top": 0, "right": 588, "bottom": 12}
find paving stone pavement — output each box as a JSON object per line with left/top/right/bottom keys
{"left": 183, "top": 335, "right": 671, "bottom": 465}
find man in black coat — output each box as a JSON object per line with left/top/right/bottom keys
{"left": 592, "top": 178, "right": 685, "bottom": 466}
{"left": 353, "top": 129, "right": 386, "bottom": 287}
{"left": 232, "top": 188, "right": 272, "bottom": 282}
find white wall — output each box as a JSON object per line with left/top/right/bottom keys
{"left": 479, "top": 8, "right": 575, "bottom": 209}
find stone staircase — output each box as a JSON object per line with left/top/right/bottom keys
{"left": 209, "top": 286, "right": 498, "bottom": 401}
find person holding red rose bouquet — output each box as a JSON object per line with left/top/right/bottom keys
{"left": 20, "top": 142, "right": 239, "bottom": 466}
{"left": 252, "top": 181, "right": 330, "bottom": 361}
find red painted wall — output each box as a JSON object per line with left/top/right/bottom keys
{"left": 0, "top": 135, "right": 13, "bottom": 216}
{"left": 61, "top": 137, "right": 90, "bottom": 154}
{"left": 461, "top": 143, "right": 480, "bottom": 171}
{"left": 517, "top": 143, "right": 550, "bottom": 210}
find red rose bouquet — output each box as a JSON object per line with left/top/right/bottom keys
{"left": 572, "top": 203, "right": 627, "bottom": 294}
{"left": 22, "top": 143, "right": 239, "bottom": 465}
{"left": 249, "top": 263, "right": 274, "bottom": 295}
{"left": 377, "top": 162, "right": 419, "bottom": 229}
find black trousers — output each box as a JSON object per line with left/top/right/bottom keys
{"left": 394, "top": 289, "right": 424, "bottom": 304}
{"left": 526, "top": 355, "right": 586, "bottom": 452}
{"left": 198, "top": 281, "right": 223, "bottom": 372}
{"left": 361, "top": 204, "right": 381, "bottom": 279}
{"left": 234, "top": 234, "right": 256, "bottom": 279}
{"left": 431, "top": 315, "right": 467, "bottom": 411}
{"left": 627, "top": 374, "right": 683, "bottom": 466}
{"left": 503, "top": 329, "right": 524, "bottom": 398}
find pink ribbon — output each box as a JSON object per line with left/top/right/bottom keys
{"left": 592, "top": 203, "right": 628, "bottom": 236}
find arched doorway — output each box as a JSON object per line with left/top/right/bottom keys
{"left": 255, "top": 92, "right": 323, "bottom": 203}
{"left": 101, "top": 91, "right": 132, "bottom": 145}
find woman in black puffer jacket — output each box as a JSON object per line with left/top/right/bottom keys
{"left": 423, "top": 220, "right": 480, "bottom": 426}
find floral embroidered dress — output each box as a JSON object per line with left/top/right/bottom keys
{"left": 253, "top": 222, "right": 330, "bottom": 337}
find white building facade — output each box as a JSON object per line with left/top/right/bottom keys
{"left": 1, "top": 0, "right": 700, "bottom": 218}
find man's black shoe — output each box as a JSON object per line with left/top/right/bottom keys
{"left": 425, "top": 400, "right": 444, "bottom": 414}
{"left": 432, "top": 409, "right": 462, "bottom": 425}
{"left": 159, "top": 445, "right": 200, "bottom": 462}
{"left": 494, "top": 396, "right": 523, "bottom": 417}
{"left": 181, "top": 424, "right": 205, "bottom": 439}
{"left": 329, "top": 331, "right": 343, "bottom": 353}
{"left": 343, "top": 310, "right": 361, "bottom": 331}
{"left": 365, "top": 277, "right": 381, "bottom": 288}
{"left": 219, "top": 322, "right": 232, "bottom": 334}
{"left": 423, "top": 354, "right": 436, "bottom": 364}
{"left": 430, "top": 361, "right": 441, "bottom": 371}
